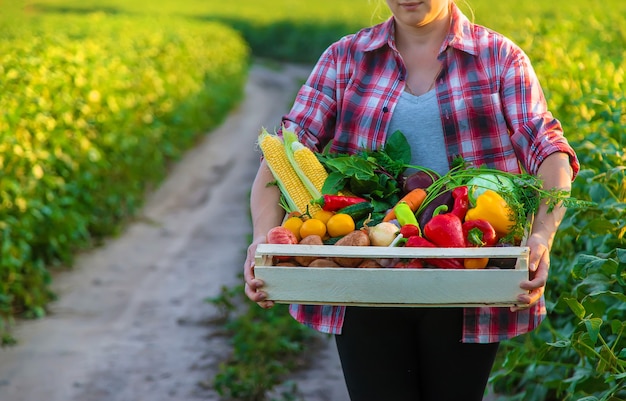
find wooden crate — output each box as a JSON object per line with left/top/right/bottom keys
{"left": 254, "top": 244, "right": 529, "bottom": 307}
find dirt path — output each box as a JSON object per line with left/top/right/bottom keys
{"left": 0, "top": 64, "right": 350, "bottom": 401}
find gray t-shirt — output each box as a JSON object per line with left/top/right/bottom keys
{"left": 387, "top": 89, "right": 449, "bottom": 176}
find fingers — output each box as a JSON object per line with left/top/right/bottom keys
{"left": 511, "top": 235, "right": 550, "bottom": 312}
{"left": 243, "top": 240, "right": 275, "bottom": 309}
{"left": 511, "top": 285, "right": 545, "bottom": 312}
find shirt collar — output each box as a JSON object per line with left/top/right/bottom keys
{"left": 361, "top": 3, "right": 479, "bottom": 57}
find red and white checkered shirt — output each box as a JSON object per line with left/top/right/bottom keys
{"left": 282, "top": 3, "right": 579, "bottom": 343}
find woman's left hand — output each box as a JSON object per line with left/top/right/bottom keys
{"left": 510, "top": 232, "right": 550, "bottom": 312}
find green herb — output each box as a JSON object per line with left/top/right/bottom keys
{"left": 317, "top": 130, "right": 411, "bottom": 217}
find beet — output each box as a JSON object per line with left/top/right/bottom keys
{"left": 402, "top": 170, "right": 439, "bottom": 194}
{"left": 417, "top": 190, "right": 454, "bottom": 228}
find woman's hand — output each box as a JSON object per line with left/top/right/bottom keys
{"left": 244, "top": 236, "right": 275, "bottom": 309}
{"left": 511, "top": 232, "right": 550, "bottom": 312}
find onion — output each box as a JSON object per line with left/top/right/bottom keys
{"left": 368, "top": 222, "right": 400, "bottom": 247}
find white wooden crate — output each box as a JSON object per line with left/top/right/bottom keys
{"left": 254, "top": 244, "right": 529, "bottom": 307}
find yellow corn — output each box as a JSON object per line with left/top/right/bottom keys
{"left": 292, "top": 142, "right": 328, "bottom": 195}
{"left": 259, "top": 131, "right": 320, "bottom": 214}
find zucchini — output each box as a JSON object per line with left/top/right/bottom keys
{"left": 337, "top": 201, "right": 374, "bottom": 220}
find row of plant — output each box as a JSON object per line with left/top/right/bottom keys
{"left": 0, "top": 12, "right": 250, "bottom": 339}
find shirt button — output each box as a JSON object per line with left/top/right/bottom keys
{"left": 383, "top": 106, "right": 389, "bottom": 113}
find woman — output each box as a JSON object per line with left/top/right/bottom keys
{"left": 244, "top": 1, "right": 579, "bottom": 400}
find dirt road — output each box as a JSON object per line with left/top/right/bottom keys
{"left": 0, "top": 64, "right": 350, "bottom": 401}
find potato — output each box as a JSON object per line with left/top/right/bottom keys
{"left": 333, "top": 230, "right": 370, "bottom": 267}
{"left": 275, "top": 262, "right": 299, "bottom": 267}
{"left": 335, "top": 230, "right": 370, "bottom": 246}
{"left": 358, "top": 259, "right": 383, "bottom": 268}
{"left": 295, "top": 235, "right": 324, "bottom": 266}
{"left": 307, "top": 258, "right": 340, "bottom": 268}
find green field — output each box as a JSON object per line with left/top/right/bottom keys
{"left": 3, "top": 1, "right": 625, "bottom": 400}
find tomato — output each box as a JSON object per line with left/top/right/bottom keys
{"left": 300, "top": 218, "right": 327, "bottom": 239}
{"left": 326, "top": 213, "right": 355, "bottom": 238}
{"left": 282, "top": 216, "right": 304, "bottom": 241}
{"left": 312, "top": 210, "right": 334, "bottom": 225}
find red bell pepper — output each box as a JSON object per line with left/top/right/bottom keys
{"left": 423, "top": 205, "right": 466, "bottom": 248}
{"left": 462, "top": 219, "right": 498, "bottom": 247}
{"left": 404, "top": 235, "right": 464, "bottom": 269}
{"left": 311, "top": 194, "right": 367, "bottom": 211}
{"left": 399, "top": 223, "right": 421, "bottom": 238}
{"left": 462, "top": 219, "right": 498, "bottom": 269}
{"left": 451, "top": 186, "right": 469, "bottom": 221}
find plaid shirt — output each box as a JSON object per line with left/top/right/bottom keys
{"left": 283, "top": 3, "right": 579, "bottom": 343}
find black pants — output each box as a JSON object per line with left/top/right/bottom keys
{"left": 335, "top": 306, "right": 499, "bottom": 401}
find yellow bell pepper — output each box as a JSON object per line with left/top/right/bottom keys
{"left": 465, "top": 189, "right": 515, "bottom": 238}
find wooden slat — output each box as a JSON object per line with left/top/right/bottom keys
{"left": 255, "top": 266, "right": 527, "bottom": 307}
{"left": 254, "top": 244, "right": 530, "bottom": 307}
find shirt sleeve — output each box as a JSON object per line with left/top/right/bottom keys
{"left": 501, "top": 48, "right": 580, "bottom": 179}
{"left": 281, "top": 43, "right": 341, "bottom": 152}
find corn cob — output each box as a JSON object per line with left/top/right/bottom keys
{"left": 281, "top": 129, "right": 329, "bottom": 198}
{"left": 258, "top": 129, "right": 320, "bottom": 214}
{"left": 292, "top": 141, "right": 328, "bottom": 194}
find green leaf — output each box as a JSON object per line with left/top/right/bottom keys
{"left": 323, "top": 157, "right": 376, "bottom": 181}
{"left": 383, "top": 130, "right": 411, "bottom": 165}
{"left": 584, "top": 317, "right": 603, "bottom": 345}
{"left": 321, "top": 172, "right": 346, "bottom": 195}
{"left": 581, "top": 218, "right": 617, "bottom": 237}
{"left": 564, "top": 296, "right": 586, "bottom": 320}
{"left": 573, "top": 254, "right": 615, "bottom": 280}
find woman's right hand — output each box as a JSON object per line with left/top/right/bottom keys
{"left": 244, "top": 236, "right": 275, "bottom": 309}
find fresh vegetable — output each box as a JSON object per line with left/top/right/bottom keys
{"left": 282, "top": 216, "right": 304, "bottom": 241}
{"left": 358, "top": 259, "right": 384, "bottom": 268}
{"left": 258, "top": 130, "right": 319, "bottom": 214}
{"left": 451, "top": 186, "right": 469, "bottom": 221}
{"left": 423, "top": 205, "right": 466, "bottom": 248}
{"left": 392, "top": 258, "right": 424, "bottom": 269}
{"left": 312, "top": 209, "right": 334, "bottom": 224}
{"left": 466, "top": 173, "right": 515, "bottom": 206}
{"left": 266, "top": 226, "right": 299, "bottom": 262}
{"left": 465, "top": 189, "right": 516, "bottom": 238}
{"left": 295, "top": 235, "right": 324, "bottom": 266}
{"left": 267, "top": 226, "right": 298, "bottom": 245}
{"left": 299, "top": 218, "right": 327, "bottom": 239}
{"left": 463, "top": 219, "right": 498, "bottom": 247}
{"left": 383, "top": 188, "right": 427, "bottom": 222}
{"left": 326, "top": 213, "right": 356, "bottom": 238}
{"left": 368, "top": 222, "right": 400, "bottom": 246}
{"left": 337, "top": 201, "right": 375, "bottom": 221}
{"left": 393, "top": 202, "right": 419, "bottom": 227}
{"left": 317, "top": 130, "right": 410, "bottom": 216}
{"left": 308, "top": 258, "right": 340, "bottom": 268}
{"left": 312, "top": 194, "right": 368, "bottom": 212}
{"left": 462, "top": 219, "right": 498, "bottom": 269}
{"left": 399, "top": 224, "right": 420, "bottom": 238}
{"left": 402, "top": 170, "right": 439, "bottom": 194}
{"left": 404, "top": 235, "right": 464, "bottom": 269}
{"left": 283, "top": 129, "right": 328, "bottom": 199}
{"left": 333, "top": 230, "right": 371, "bottom": 267}
{"left": 464, "top": 258, "right": 489, "bottom": 269}
{"left": 416, "top": 189, "right": 454, "bottom": 228}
